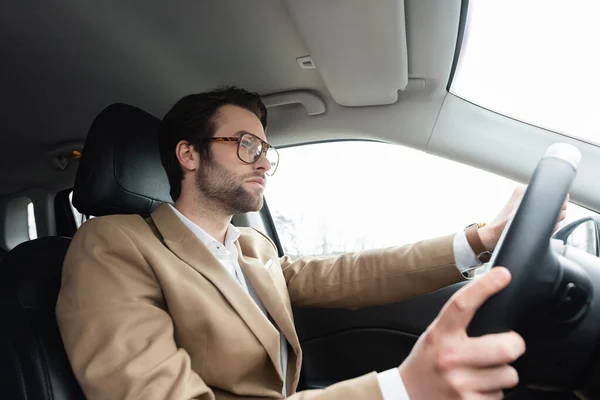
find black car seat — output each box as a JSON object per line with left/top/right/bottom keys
{"left": 0, "top": 103, "right": 171, "bottom": 399}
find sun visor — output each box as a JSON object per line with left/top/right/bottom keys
{"left": 284, "top": 0, "right": 409, "bottom": 107}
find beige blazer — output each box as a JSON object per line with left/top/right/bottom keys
{"left": 56, "top": 203, "right": 466, "bottom": 400}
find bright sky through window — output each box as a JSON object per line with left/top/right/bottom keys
{"left": 451, "top": 0, "right": 600, "bottom": 145}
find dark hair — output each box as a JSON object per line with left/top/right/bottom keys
{"left": 159, "top": 85, "right": 267, "bottom": 201}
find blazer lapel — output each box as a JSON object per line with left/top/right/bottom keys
{"left": 237, "top": 253, "right": 301, "bottom": 356}
{"left": 150, "top": 204, "right": 284, "bottom": 380}
{"left": 237, "top": 252, "right": 303, "bottom": 394}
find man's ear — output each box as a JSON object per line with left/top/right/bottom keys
{"left": 175, "top": 140, "right": 199, "bottom": 172}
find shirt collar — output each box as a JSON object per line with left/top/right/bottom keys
{"left": 167, "top": 203, "right": 240, "bottom": 252}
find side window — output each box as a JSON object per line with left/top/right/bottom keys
{"left": 566, "top": 221, "right": 598, "bottom": 255}
{"left": 69, "top": 191, "right": 91, "bottom": 228}
{"left": 1, "top": 197, "right": 37, "bottom": 249}
{"left": 27, "top": 201, "right": 37, "bottom": 240}
{"left": 265, "top": 141, "right": 598, "bottom": 258}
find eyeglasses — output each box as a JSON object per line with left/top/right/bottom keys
{"left": 205, "top": 132, "right": 280, "bottom": 176}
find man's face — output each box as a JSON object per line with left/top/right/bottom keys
{"left": 195, "top": 104, "right": 271, "bottom": 215}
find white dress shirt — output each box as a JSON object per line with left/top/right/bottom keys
{"left": 169, "top": 204, "right": 481, "bottom": 399}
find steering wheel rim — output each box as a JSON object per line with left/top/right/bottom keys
{"left": 468, "top": 143, "right": 585, "bottom": 334}
{"left": 464, "top": 143, "right": 600, "bottom": 395}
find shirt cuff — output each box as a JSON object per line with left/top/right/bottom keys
{"left": 376, "top": 368, "right": 411, "bottom": 400}
{"left": 453, "top": 231, "right": 481, "bottom": 272}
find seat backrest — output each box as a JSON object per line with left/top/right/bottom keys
{"left": 0, "top": 237, "right": 85, "bottom": 400}
{"left": 0, "top": 102, "right": 166, "bottom": 399}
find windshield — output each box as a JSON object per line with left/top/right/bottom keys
{"left": 450, "top": 0, "right": 600, "bottom": 145}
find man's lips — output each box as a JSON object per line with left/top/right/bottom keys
{"left": 246, "top": 177, "right": 265, "bottom": 187}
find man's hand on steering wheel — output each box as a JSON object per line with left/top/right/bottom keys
{"left": 398, "top": 268, "right": 524, "bottom": 400}
{"left": 396, "top": 144, "right": 596, "bottom": 399}
{"left": 478, "top": 186, "right": 569, "bottom": 252}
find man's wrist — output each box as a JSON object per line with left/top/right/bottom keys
{"left": 464, "top": 223, "right": 493, "bottom": 263}
{"left": 478, "top": 224, "right": 500, "bottom": 251}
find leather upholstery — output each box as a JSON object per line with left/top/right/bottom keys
{"left": 0, "top": 237, "right": 85, "bottom": 400}
{"left": 1, "top": 103, "right": 165, "bottom": 399}
{"left": 72, "top": 103, "right": 171, "bottom": 217}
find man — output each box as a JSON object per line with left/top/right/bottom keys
{"left": 56, "top": 86, "right": 567, "bottom": 399}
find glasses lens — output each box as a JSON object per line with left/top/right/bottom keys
{"left": 238, "top": 134, "right": 262, "bottom": 163}
{"left": 265, "top": 147, "right": 279, "bottom": 176}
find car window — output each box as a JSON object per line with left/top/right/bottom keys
{"left": 27, "top": 201, "right": 37, "bottom": 240}
{"left": 265, "top": 141, "right": 598, "bottom": 259}
{"left": 451, "top": 0, "right": 599, "bottom": 145}
{"left": 68, "top": 191, "right": 90, "bottom": 228}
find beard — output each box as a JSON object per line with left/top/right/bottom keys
{"left": 195, "top": 158, "right": 265, "bottom": 215}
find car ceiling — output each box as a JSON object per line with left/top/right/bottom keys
{"left": 0, "top": 0, "right": 461, "bottom": 196}
{"left": 2, "top": 0, "right": 600, "bottom": 213}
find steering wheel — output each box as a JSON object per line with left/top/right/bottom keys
{"left": 465, "top": 143, "right": 600, "bottom": 398}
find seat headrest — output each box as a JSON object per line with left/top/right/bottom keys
{"left": 72, "top": 103, "right": 172, "bottom": 217}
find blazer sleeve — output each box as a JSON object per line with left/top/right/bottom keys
{"left": 277, "top": 234, "right": 467, "bottom": 309}
{"left": 55, "top": 217, "right": 212, "bottom": 400}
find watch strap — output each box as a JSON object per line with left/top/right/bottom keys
{"left": 465, "top": 223, "right": 492, "bottom": 263}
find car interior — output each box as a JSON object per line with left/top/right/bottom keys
{"left": 1, "top": 1, "right": 600, "bottom": 399}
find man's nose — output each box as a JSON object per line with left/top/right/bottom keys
{"left": 253, "top": 150, "right": 272, "bottom": 172}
